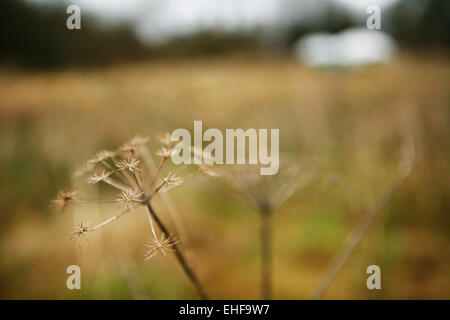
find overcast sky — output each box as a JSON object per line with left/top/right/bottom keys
{"left": 29, "top": 0, "right": 399, "bottom": 42}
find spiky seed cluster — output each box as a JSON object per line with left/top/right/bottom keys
{"left": 119, "top": 136, "right": 149, "bottom": 158}
{"left": 162, "top": 172, "right": 183, "bottom": 186}
{"left": 74, "top": 163, "right": 94, "bottom": 178}
{"left": 88, "top": 169, "right": 112, "bottom": 184}
{"left": 88, "top": 150, "right": 116, "bottom": 164}
{"left": 159, "top": 172, "right": 181, "bottom": 193}
{"left": 155, "top": 147, "right": 173, "bottom": 159}
{"left": 115, "top": 188, "right": 144, "bottom": 209}
{"left": 199, "top": 160, "right": 316, "bottom": 213}
{"left": 68, "top": 221, "right": 91, "bottom": 245}
{"left": 51, "top": 190, "right": 77, "bottom": 210}
{"left": 116, "top": 158, "right": 141, "bottom": 172}
{"left": 52, "top": 133, "right": 197, "bottom": 258}
{"left": 155, "top": 132, "right": 182, "bottom": 159}
{"left": 157, "top": 132, "right": 180, "bottom": 148}
{"left": 145, "top": 233, "right": 178, "bottom": 261}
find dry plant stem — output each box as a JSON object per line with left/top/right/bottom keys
{"left": 149, "top": 158, "right": 167, "bottom": 189}
{"left": 148, "top": 182, "right": 165, "bottom": 199}
{"left": 307, "top": 160, "right": 414, "bottom": 300}
{"left": 103, "top": 177, "right": 128, "bottom": 192}
{"left": 144, "top": 200, "right": 208, "bottom": 300}
{"left": 261, "top": 208, "right": 273, "bottom": 300}
{"left": 89, "top": 204, "right": 138, "bottom": 231}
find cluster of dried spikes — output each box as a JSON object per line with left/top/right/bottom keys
{"left": 53, "top": 133, "right": 209, "bottom": 298}
{"left": 52, "top": 134, "right": 185, "bottom": 260}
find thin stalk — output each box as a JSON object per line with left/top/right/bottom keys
{"left": 104, "top": 159, "right": 139, "bottom": 190}
{"left": 89, "top": 204, "right": 139, "bottom": 231}
{"left": 144, "top": 200, "right": 208, "bottom": 299}
{"left": 147, "top": 181, "right": 165, "bottom": 200}
{"left": 307, "top": 151, "right": 415, "bottom": 299}
{"left": 149, "top": 157, "right": 167, "bottom": 189}
{"left": 103, "top": 177, "right": 128, "bottom": 192}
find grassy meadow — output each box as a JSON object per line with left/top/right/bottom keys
{"left": 0, "top": 53, "right": 449, "bottom": 299}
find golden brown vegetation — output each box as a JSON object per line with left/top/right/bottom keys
{"left": 0, "top": 53, "right": 448, "bottom": 299}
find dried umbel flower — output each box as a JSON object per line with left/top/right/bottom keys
{"left": 201, "top": 159, "right": 316, "bottom": 213}
{"left": 74, "top": 162, "right": 94, "bottom": 178}
{"left": 88, "top": 169, "right": 112, "bottom": 184}
{"left": 199, "top": 157, "right": 317, "bottom": 300}
{"left": 128, "top": 136, "right": 150, "bottom": 147}
{"left": 68, "top": 221, "right": 91, "bottom": 246}
{"left": 53, "top": 134, "right": 208, "bottom": 298}
{"left": 88, "top": 150, "right": 116, "bottom": 165}
{"left": 56, "top": 135, "right": 190, "bottom": 237}
{"left": 161, "top": 172, "right": 183, "bottom": 190}
{"left": 155, "top": 147, "right": 173, "bottom": 159}
{"left": 116, "top": 158, "right": 141, "bottom": 172}
{"left": 145, "top": 233, "right": 178, "bottom": 261}
{"left": 51, "top": 190, "right": 77, "bottom": 210}
{"left": 119, "top": 136, "right": 149, "bottom": 158}
{"left": 115, "top": 188, "right": 144, "bottom": 209}
{"left": 157, "top": 132, "right": 180, "bottom": 148}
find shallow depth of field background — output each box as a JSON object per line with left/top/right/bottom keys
{"left": 0, "top": 0, "right": 449, "bottom": 299}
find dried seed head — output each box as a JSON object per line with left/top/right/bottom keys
{"left": 116, "top": 158, "right": 141, "bottom": 172}
{"left": 51, "top": 190, "right": 77, "bottom": 210}
{"left": 155, "top": 147, "right": 173, "bottom": 159}
{"left": 88, "top": 169, "right": 112, "bottom": 184}
{"left": 119, "top": 136, "right": 149, "bottom": 157}
{"left": 68, "top": 221, "right": 91, "bottom": 245}
{"left": 128, "top": 136, "right": 149, "bottom": 147}
{"left": 115, "top": 188, "right": 144, "bottom": 209}
{"left": 145, "top": 233, "right": 178, "bottom": 261}
{"left": 74, "top": 162, "right": 94, "bottom": 178}
{"left": 157, "top": 132, "right": 180, "bottom": 148}
{"left": 161, "top": 172, "right": 183, "bottom": 187}
{"left": 88, "top": 150, "right": 116, "bottom": 164}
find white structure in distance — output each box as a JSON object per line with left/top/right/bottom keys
{"left": 294, "top": 28, "right": 397, "bottom": 68}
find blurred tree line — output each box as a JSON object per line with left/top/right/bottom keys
{"left": 388, "top": 0, "right": 449, "bottom": 48}
{"left": 0, "top": 0, "right": 150, "bottom": 69}
{"left": 0, "top": 0, "right": 448, "bottom": 70}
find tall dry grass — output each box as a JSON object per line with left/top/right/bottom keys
{"left": 0, "top": 53, "right": 448, "bottom": 299}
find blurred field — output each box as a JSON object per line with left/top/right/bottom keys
{"left": 0, "top": 53, "right": 449, "bottom": 299}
